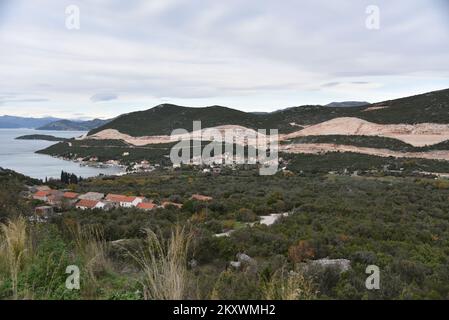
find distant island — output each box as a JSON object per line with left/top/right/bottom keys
{"left": 15, "top": 134, "right": 69, "bottom": 142}
{"left": 0, "top": 115, "right": 111, "bottom": 131}
{"left": 37, "top": 118, "right": 112, "bottom": 131}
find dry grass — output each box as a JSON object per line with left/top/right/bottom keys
{"left": 66, "top": 221, "right": 110, "bottom": 291}
{"left": 0, "top": 216, "right": 32, "bottom": 299}
{"left": 129, "top": 226, "right": 192, "bottom": 300}
{"left": 261, "top": 268, "right": 317, "bottom": 300}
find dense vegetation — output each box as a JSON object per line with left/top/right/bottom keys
{"left": 37, "top": 139, "right": 175, "bottom": 165}
{"left": 283, "top": 135, "right": 449, "bottom": 153}
{"left": 3, "top": 166, "right": 449, "bottom": 299}
{"left": 284, "top": 152, "right": 449, "bottom": 174}
{"left": 37, "top": 136, "right": 449, "bottom": 175}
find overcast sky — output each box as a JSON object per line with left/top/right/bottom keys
{"left": 1, "top": 0, "right": 449, "bottom": 119}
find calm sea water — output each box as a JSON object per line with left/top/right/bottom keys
{"left": 0, "top": 128, "right": 123, "bottom": 180}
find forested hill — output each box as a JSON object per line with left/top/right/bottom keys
{"left": 88, "top": 88, "right": 449, "bottom": 137}
{"left": 37, "top": 118, "right": 111, "bottom": 131}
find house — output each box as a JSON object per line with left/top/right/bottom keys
{"left": 161, "top": 201, "right": 183, "bottom": 209}
{"left": 105, "top": 194, "right": 144, "bottom": 208}
{"left": 137, "top": 202, "right": 157, "bottom": 211}
{"left": 61, "top": 191, "right": 80, "bottom": 207}
{"left": 75, "top": 199, "right": 106, "bottom": 210}
{"left": 34, "top": 206, "right": 54, "bottom": 217}
{"left": 36, "top": 186, "right": 52, "bottom": 191}
{"left": 78, "top": 192, "right": 105, "bottom": 201}
{"left": 63, "top": 192, "right": 79, "bottom": 200}
{"left": 47, "top": 191, "right": 64, "bottom": 206}
{"left": 190, "top": 194, "right": 213, "bottom": 202}
{"left": 33, "top": 190, "right": 52, "bottom": 202}
{"left": 120, "top": 196, "right": 144, "bottom": 208}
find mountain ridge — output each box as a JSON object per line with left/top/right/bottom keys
{"left": 0, "top": 115, "right": 61, "bottom": 128}
{"left": 37, "top": 118, "right": 112, "bottom": 131}
{"left": 88, "top": 88, "right": 449, "bottom": 137}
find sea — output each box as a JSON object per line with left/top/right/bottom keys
{"left": 0, "top": 128, "right": 123, "bottom": 180}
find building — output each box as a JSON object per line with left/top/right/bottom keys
{"left": 75, "top": 199, "right": 107, "bottom": 210}
{"left": 63, "top": 192, "right": 79, "bottom": 200}
{"left": 78, "top": 192, "right": 105, "bottom": 201}
{"left": 137, "top": 202, "right": 157, "bottom": 211}
{"left": 47, "top": 191, "right": 64, "bottom": 206}
{"left": 36, "top": 186, "right": 52, "bottom": 191}
{"left": 105, "top": 194, "right": 144, "bottom": 208}
{"left": 33, "top": 190, "right": 52, "bottom": 202}
{"left": 34, "top": 206, "right": 54, "bottom": 218}
{"left": 190, "top": 194, "right": 213, "bottom": 202}
{"left": 61, "top": 191, "right": 80, "bottom": 208}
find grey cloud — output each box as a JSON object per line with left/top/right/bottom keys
{"left": 0, "top": 0, "right": 448, "bottom": 116}
{"left": 90, "top": 93, "right": 118, "bottom": 102}
{"left": 321, "top": 82, "right": 341, "bottom": 88}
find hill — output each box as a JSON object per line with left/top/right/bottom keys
{"left": 38, "top": 118, "right": 111, "bottom": 131}
{"left": 88, "top": 104, "right": 266, "bottom": 136}
{"left": 0, "top": 115, "right": 61, "bottom": 128}
{"left": 88, "top": 88, "right": 449, "bottom": 137}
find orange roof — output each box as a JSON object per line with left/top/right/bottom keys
{"left": 76, "top": 199, "right": 99, "bottom": 208}
{"left": 105, "top": 194, "right": 137, "bottom": 203}
{"left": 137, "top": 202, "right": 157, "bottom": 210}
{"left": 190, "top": 194, "right": 213, "bottom": 201}
{"left": 34, "top": 190, "right": 51, "bottom": 197}
{"left": 63, "top": 192, "right": 79, "bottom": 199}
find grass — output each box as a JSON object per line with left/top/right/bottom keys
{"left": 0, "top": 216, "right": 32, "bottom": 299}
{"left": 65, "top": 220, "right": 111, "bottom": 295}
{"left": 129, "top": 226, "right": 192, "bottom": 300}
{"left": 261, "top": 267, "right": 317, "bottom": 300}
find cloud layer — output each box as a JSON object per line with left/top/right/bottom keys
{"left": 0, "top": 0, "right": 448, "bottom": 118}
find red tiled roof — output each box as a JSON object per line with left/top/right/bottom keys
{"left": 106, "top": 194, "right": 136, "bottom": 203}
{"left": 137, "top": 202, "right": 157, "bottom": 210}
{"left": 63, "top": 192, "right": 79, "bottom": 199}
{"left": 76, "top": 199, "right": 99, "bottom": 209}
{"left": 34, "top": 190, "right": 51, "bottom": 198}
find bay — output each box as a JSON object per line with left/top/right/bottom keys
{"left": 0, "top": 128, "right": 123, "bottom": 180}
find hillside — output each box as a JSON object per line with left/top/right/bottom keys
{"left": 88, "top": 104, "right": 266, "bottom": 136}
{"left": 88, "top": 89, "right": 449, "bottom": 137}
{"left": 38, "top": 118, "right": 111, "bottom": 131}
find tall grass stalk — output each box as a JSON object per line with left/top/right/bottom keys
{"left": 261, "top": 268, "right": 317, "bottom": 300}
{"left": 66, "top": 222, "right": 110, "bottom": 288}
{"left": 130, "top": 226, "right": 191, "bottom": 300}
{"left": 0, "top": 216, "right": 31, "bottom": 299}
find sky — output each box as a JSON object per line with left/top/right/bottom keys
{"left": 0, "top": 0, "right": 449, "bottom": 119}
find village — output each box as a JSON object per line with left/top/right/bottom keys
{"left": 26, "top": 185, "right": 213, "bottom": 219}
